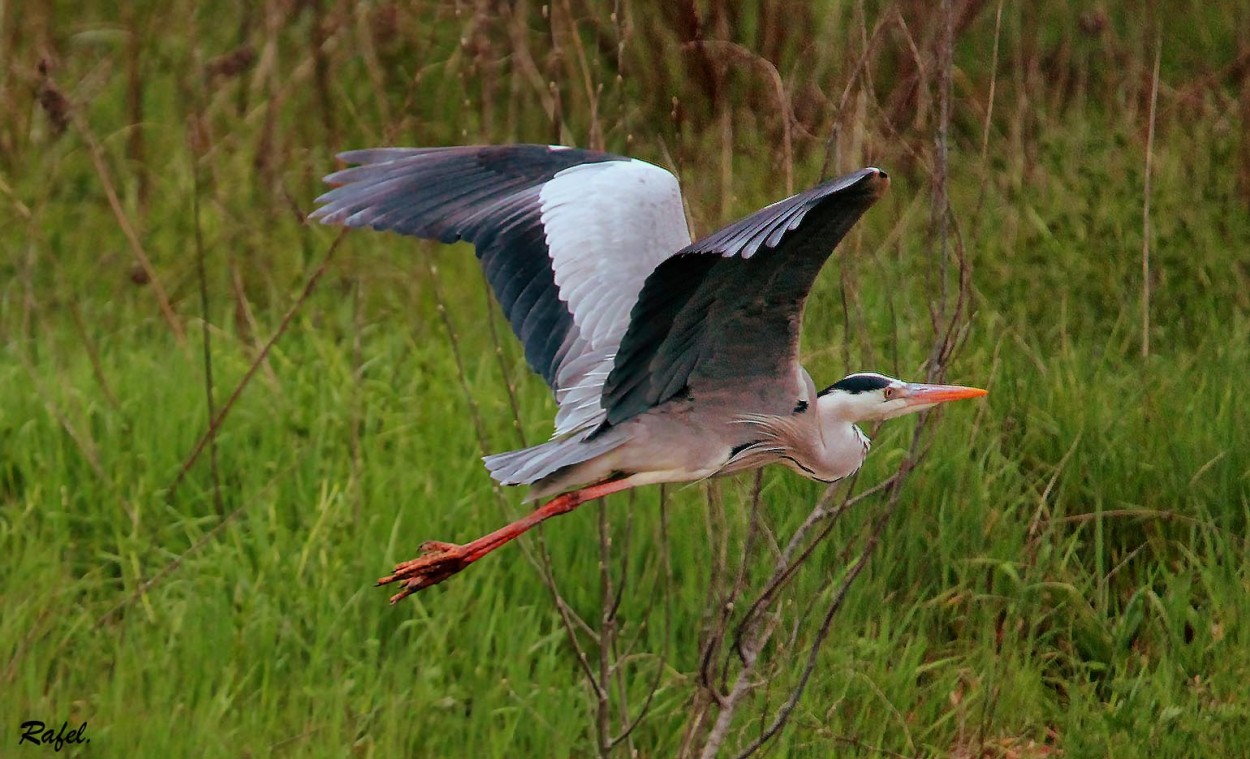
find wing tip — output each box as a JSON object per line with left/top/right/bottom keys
{"left": 859, "top": 167, "right": 890, "bottom": 199}
{"left": 828, "top": 166, "right": 889, "bottom": 201}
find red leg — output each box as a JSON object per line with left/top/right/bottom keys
{"left": 378, "top": 476, "right": 635, "bottom": 603}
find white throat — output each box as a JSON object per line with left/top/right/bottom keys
{"left": 782, "top": 394, "right": 872, "bottom": 482}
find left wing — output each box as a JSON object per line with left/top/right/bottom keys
{"left": 311, "top": 145, "right": 692, "bottom": 436}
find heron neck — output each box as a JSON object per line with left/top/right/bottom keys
{"left": 801, "top": 397, "right": 872, "bottom": 482}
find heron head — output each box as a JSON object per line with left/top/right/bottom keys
{"left": 816, "top": 372, "right": 987, "bottom": 423}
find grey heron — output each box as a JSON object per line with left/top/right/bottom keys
{"left": 312, "top": 145, "right": 986, "bottom": 603}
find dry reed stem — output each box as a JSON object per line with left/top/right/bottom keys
{"left": 192, "top": 130, "right": 225, "bottom": 517}
{"left": 973, "top": 0, "right": 1005, "bottom": 225}
{"left": 18, "top": 352, "right": 107, "bottom": 485}
{"left": 0, "top": 172, "right": 33, "bottom": 220}
{"left": 68, "top": 299, "right": 119, "bottom": 410}
{"left": 556, "top": 5, "right": 618, "bottom": 745}
{"left": 348, "top": 277, "right": 365, "bottom": 522}
{"left": 822, "top": 6, "right": 893, "bottom": 178}
{"left": 228, "top": 255, "right": 281, "bottom": 389}
{"left": 929, "top": 0, "right": 954, "bottom": 334}
{"left": 698, "top": 470, "right": 766, "bottom": 696}
{"left": 124, "top": 4, "right": 148, "bottom": 213}
{"left": 1240, "top": 14, "right": 1250, "bottom": 208}
{"left": 597, "top": 497, "right": 614, "bottom": 757}
{"left": 502, "top": 1, "right": 558, "bottom": 124}
{"left": 681, "top": 39, "right": 797, "bottom": 194}
{"left": 1141, "top": 34, "right": 1161, "bottom": 359}
{"left": 67, "top": 98, "right": 186, "bottom": 346}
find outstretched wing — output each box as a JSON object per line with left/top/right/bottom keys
{"left": 311, "top": 145, "right": 692, "bottom": 435}
{"left": 600, "top": 167, "right": 889, "bottom": 429}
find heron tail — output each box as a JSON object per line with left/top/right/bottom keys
{"left": 483, "top": 430, "right": 627, "bottom": 491}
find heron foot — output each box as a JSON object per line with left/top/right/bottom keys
{"left": 375, "top": 478, "right": 636, "bottom": 605}
{"left": 377, "top": 540, "right": 472, "bottom": 603}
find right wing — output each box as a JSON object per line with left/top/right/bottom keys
{"left": 311, "top": 145, "right": 692, "bottom": 436}
{"left": 600, "top": 168, "right": 889, "bottom": 429}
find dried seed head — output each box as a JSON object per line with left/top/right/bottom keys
{"left": 37, "top": 83, "right": 70, "bottom": 137}
{"left": 205, "top": 45, "right": 256, "bottom": 81}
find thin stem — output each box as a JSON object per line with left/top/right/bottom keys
{"left": 1141, "top": 32, "right": 1161, "bottom": 359}
{"left": 192, "top": 133, "right": 224, "bottom": 517}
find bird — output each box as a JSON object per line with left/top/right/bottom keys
{"left": 311, "top": 144, "right": 987, "bottom": 603}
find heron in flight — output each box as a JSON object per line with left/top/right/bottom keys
{"left": 312, "top": 145, "right": 986, "bottom": 603}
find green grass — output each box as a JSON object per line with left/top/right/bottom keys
{"left": 3, "top": 1, "right": 1249, "bottom": 756}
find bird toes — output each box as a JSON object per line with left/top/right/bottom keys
{"left": 377, "top": 542, "right": 471, "bottom": 603}
{"left": 418, "top": 540, "right": 460, "bottom": 554}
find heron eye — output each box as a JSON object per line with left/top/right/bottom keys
{"left": 883, "top": 387, "right": 897, "bottom": 400}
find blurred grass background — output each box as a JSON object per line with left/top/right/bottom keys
{"left": 2, "top": 0, "right": 1249, "bottom": 756}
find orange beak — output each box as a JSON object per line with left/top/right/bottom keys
{"left": 899, "top": 383, "right": 988, "bottom": 407}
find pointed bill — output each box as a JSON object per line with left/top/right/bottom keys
{"left": 899, "top": 383, "right": 988, "bottom": 407}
